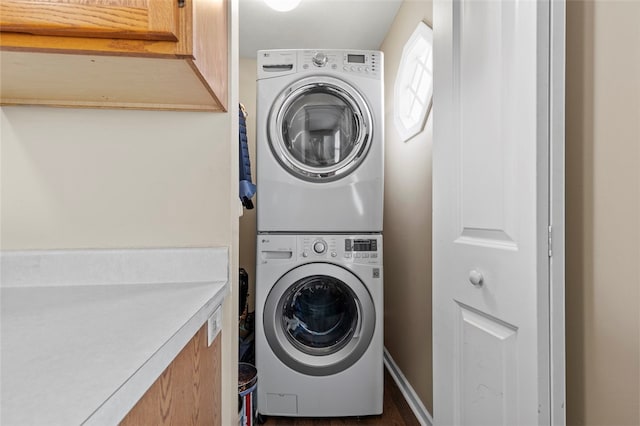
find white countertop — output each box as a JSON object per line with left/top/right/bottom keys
{"left": 0, "top": 248, "right": 229, "bottom": 426}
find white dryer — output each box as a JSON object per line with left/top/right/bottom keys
{"left": 256, "top": 49, "right": 384, "bottom": 233}
{"left": 255, "top": 234, "right": 383, "bottom": 417}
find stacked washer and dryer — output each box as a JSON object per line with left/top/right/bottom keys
{"left": 255, "top": 49, "right": 384, "bottom": 418}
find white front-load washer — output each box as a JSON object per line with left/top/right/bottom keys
{"left": 255, "top": 234, "right": 383, "bottom": 417}
{"left": 256, "top": 49, "right": 384, "bottom": 233}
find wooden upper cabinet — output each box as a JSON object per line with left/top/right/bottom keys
{"left": 0, "top": 0, "right": 180, "bottom": 41}
{"left": 0, "top": 0, "right": 228, "bottom": 111}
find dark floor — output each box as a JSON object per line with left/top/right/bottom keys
{"left": 260, "top": 369, "right": 420, "bottom": 425}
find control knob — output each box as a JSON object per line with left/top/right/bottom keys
{"left": 313, "top": 240, "right": 327, "bottom": 254}
{"left": 312, "top": 52, "right": 328, "bottom": 67}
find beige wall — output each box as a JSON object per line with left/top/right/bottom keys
{"left": 0, "top": 28, "right": 241, "bottom": 421}
{"left": 382, "top": 1, "right": 640, "bottom": 423}
{"left": 1, "top": 108, "right": 233, "bottom": 249}
{"left": 239, "top": 57, "right": 258, "bottom": 312}
{"left": 238, "top": 2, "right": 640, "bottom": 424}
{"left": 566, "top": 1, "right": 640, "bottom": 425}
{"left": 380, "top": 0, "right": 434, "bottom": 413}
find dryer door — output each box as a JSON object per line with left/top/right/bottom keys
{"left": 263, "top": 263, "right": 375, "bottom": 376}
{"left": 268, "top": 76, "right": 373, "bottom": 182}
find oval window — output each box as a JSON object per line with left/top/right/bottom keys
{"left": 394, "top": 21, "right": 433, "bottom": 142}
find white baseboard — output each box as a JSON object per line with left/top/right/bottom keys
{"left": 383, "top": 347, "right": 433, "bottom": 426}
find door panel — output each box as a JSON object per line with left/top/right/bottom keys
{"left": 268, "top": 77, "right": 372, "bottom": 182}
{"left": 434, "top": 0, "right": 556, "bottom": 424}
{"left": 280, "top": 274, "right": 359, "bottom": 355}
{"left": 456, "top": 0, "right": 527, "bottom": 251}
{"left": 262, "top": 263, "right": 375, "bottom": 376}
{"left": 458, "top": 0, "right": 518, "bottom": 247}
{"left": 456, "top": 302, "right": 517, "bottom": 426}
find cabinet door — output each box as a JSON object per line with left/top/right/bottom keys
{"left": 120, "top": 325, "right": 222, "bottom": 425}
{"left": 0, "top": 0, "right": 179, "bottom": 41}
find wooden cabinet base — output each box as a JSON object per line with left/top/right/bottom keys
{"left": 120, "top": 325, "right": 222, "bottom": 425}
{"left": 0, "top": 50, "right": 223, "bottom": 111}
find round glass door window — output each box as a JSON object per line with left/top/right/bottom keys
{"left": 262, "top": 263, "right": 375, "bottom": 376}
{"left": 269, "top": 76, "right": 373, "bottom": 181}
{"left": 281, "top": 275, "right": 358, "bottom": 355}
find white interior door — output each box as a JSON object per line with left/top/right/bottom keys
{"left": 433, "top": 0, "right": 565, "bottom": 425}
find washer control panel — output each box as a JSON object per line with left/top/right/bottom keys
{"left": 299, "top": 235, "right": 382, "bottom": 264}
{"left": 259, "top": 234, "right": 382, "bottom": 265}
{"left": 343, "top": 238, "right": 379, "bottom": 260}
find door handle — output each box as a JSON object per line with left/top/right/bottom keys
{"left": 353, "top": 302, "right": 362, "bottom": 339}
{"left": 469, "top": 270, "right": 484, "bottom": 287}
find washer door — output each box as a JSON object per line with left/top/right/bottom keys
{"left": 263, "top": 263, "right": 375, "bottom": 376}
{"left": 268, "top": 76, "right": 373, "bottom": 182}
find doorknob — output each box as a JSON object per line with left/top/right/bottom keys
{"left": 469, "top": 270, "right": 484, "bottom": 287}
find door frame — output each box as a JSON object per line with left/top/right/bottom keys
{"left": 549, "top": 0, "right": 566, "bottom": 423}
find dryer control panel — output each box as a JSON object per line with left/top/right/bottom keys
{"left": 300, "top": 50, "right": 381, "bottom": 79}
{"left": 257, "top": 49, "right": 382, "bottom": 80}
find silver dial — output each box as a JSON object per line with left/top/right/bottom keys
{"left": 313, "top": 240, "right": 327, "bottom": 254}
{"left": 312, "top": 52, "right": 328, "bottom": 67}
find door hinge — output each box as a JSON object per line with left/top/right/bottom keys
{"left": 548, "top": 225, "right": 553, "bottom": 257}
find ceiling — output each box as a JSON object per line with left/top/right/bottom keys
{"left": 239, "top": 0, "right": 403, "bottom": 59}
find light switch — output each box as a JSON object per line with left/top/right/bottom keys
{"left": 208, "top": 305, "right": 223, "bottom": 346}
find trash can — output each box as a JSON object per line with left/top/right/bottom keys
{"left": 238, "top": 362, "right": 257, "bottom": 426}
